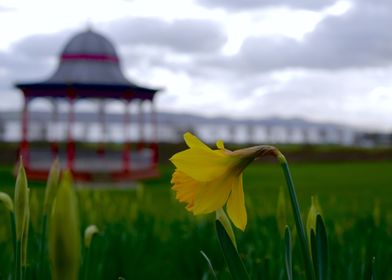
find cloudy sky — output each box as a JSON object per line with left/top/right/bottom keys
{"left": 1, "top": 0, "right": 392, "bottom": 131}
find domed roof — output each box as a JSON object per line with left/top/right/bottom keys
{"left": 61, "top": 29, "right": 119, "bottom": 61}
{"left": 45, "top": 28, "right": 132, "bottom": 85}
{"left": 15, "top": 28, "right": 159, "bottom": 100}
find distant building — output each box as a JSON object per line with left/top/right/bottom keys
{"left": 14, "top": 28, "right": 160, "bottom": 181}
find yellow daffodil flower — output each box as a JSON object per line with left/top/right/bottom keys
{"left": 170, "top": 132, "right": 278, "bottom": 231}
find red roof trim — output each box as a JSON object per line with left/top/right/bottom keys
{"left": 61, "top": 54, "right": 119, "bottom": 63}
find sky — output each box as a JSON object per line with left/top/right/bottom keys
{"left": 0, "top": 0, "right": 392, "bottom": 132}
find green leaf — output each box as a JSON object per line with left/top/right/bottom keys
{"left": 284, "top": 226, "right": 293, "bottom": 280}
{"left": 310, "top": 229, "right": 318, "bottom": 279}
{"left": 311, "top": 215, "right": 328, "bottom": 280}
{"left": 316, "top": 215, "right": 328, "bottom": 280}
{"left": 215, "top": 220, "right": 249, "bottom": 280}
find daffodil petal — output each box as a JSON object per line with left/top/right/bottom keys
{"left": 216, "top": 139, "right": 225, "bottom": 150}
{"left": 171, "top": 170, "right": 199, "bottom": 212}
{"left": 170, "top": 149, "right": 230, "bottom": 182}
{"left": 184, "top": 132, "right": 211, "bottom": 150}
{"left": 193, "top": 174, "right": 232, "bottom": 215}
{"left": 226, "top": 173, "right": 247, "bottom": 231}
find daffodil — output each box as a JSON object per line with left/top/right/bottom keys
{"left": 170, "top": 132, "right": 278, "bottom": 230}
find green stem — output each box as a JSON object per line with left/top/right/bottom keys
{"left": 278, "top": 153, "right": 315, "bottom": 280}
{"left": 38, "top": 214, "right": 48, "bottom": 278}
{"left": 21, "top": 265, "right": 26, "bottom": 280}
{"left": 10, "top": 212, "right": 17, "bottom": 262}
{"left": 15, "top": 239, "right": 22, "bottom": 280}
{"left": 83, "top": 247, "right": 91, "bottom": 280}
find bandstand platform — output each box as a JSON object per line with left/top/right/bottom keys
{"left": 24, "top": 145, "right": 158, "bottom": 181}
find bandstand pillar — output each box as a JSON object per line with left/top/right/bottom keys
{"left": 66, "top": 90, "right": 76, "bottom": 171}
{"left": 137, "top": 100, "right": 145, "bottom": 150}
{"left": 150, "top": 100, "right": 158, "bottom": 166}
{"left": 20, "top": 95, "right": 30, "bottom": 168}
{"left": 97, "top": 99, "right": 106, "bottom": 156}
{"left": 122, "top": 100, "right": 131, "bottom": 172}
{"left": 50, "top": 98, "right": 59, "bottom": 160}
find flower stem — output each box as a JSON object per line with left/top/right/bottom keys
{"left": 83, "top": 247, "right": 91, "bottom": 280}
{"left": 277, "top": 152, "right": 315, "bottom": 280}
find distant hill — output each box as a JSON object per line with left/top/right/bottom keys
{"left": 0, "top": 110, "right": 353, "bottom": 131}
{"left": 157, "top": 111, "right": 352, "bottom": 131}
{"left": 1, "top": 110, "right": 391, "bottom": 146}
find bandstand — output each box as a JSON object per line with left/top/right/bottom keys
{"left": 15, "top": 29, "right": 160, "bottom": 181}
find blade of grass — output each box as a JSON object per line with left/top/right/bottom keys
{"left": 200, "top": 250, "right": 217, "bottom": 279}
{"left": 371, "top": 256, "right": 376, "bottom": 280}
{"left": 284, "top": 226, "right": 293, "bottom": 280}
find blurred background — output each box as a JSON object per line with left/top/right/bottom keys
{"left": 1, "top": 0, "right": 392, "bottom": 148}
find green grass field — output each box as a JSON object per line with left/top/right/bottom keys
{"left": 1, "top": 160, "right": 392, "bottom": 279}
{"left": 144, "top": 160, "right": 392, "bottom": 219}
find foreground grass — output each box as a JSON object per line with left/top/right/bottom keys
{"left": 1, "top": 161, "right": 392, "bottom": 279}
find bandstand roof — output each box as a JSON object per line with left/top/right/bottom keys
{"left": 15, "top": 29, "right": 159, "bottom": 100}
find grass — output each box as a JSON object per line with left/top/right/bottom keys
{"left": 1, "top": 159, "right": 392, "bottom": 279}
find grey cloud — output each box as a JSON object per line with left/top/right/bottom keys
{"left": 11, "top": 31, "right": 72, "bottom": 59}
{"left": 0, "top": 50, "right": 54, "bottom": 81}
{"left": 234, "top": 4, "right": 392, "bottom": 71}
{"left": 244, "top": 69, "right": 392, "bottom": 129}
{"left": 106, "top": 17, "right": 227, "bottom": 54}
{"left": 197, "top": 1, "right": 392, "bottom": 73}
{"left": 196, "top": 0, "right": 336, "bottom": 11}
{"left": 0, "top": 32, "right": 71, "bottom": 87}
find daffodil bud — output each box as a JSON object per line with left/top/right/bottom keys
{"left": 84, "top": 225, "right": 99, "bottom": 248}
{"left": 14, "top": 160, "right": 29, "bottom": 240}
{"left": 49, "top": 170, "right": 80, "bottom": 280}
{"left": 0, "top": 192, "right": 14, "bottom": 213}
{"left": 306, "top": 195, "right": 323, "bottom": 242}
{"left": 276, "top": 186, "right": 287, "bottom": 238}
{"left": 43, "top": 158, "right": 61, "bottom": 215}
